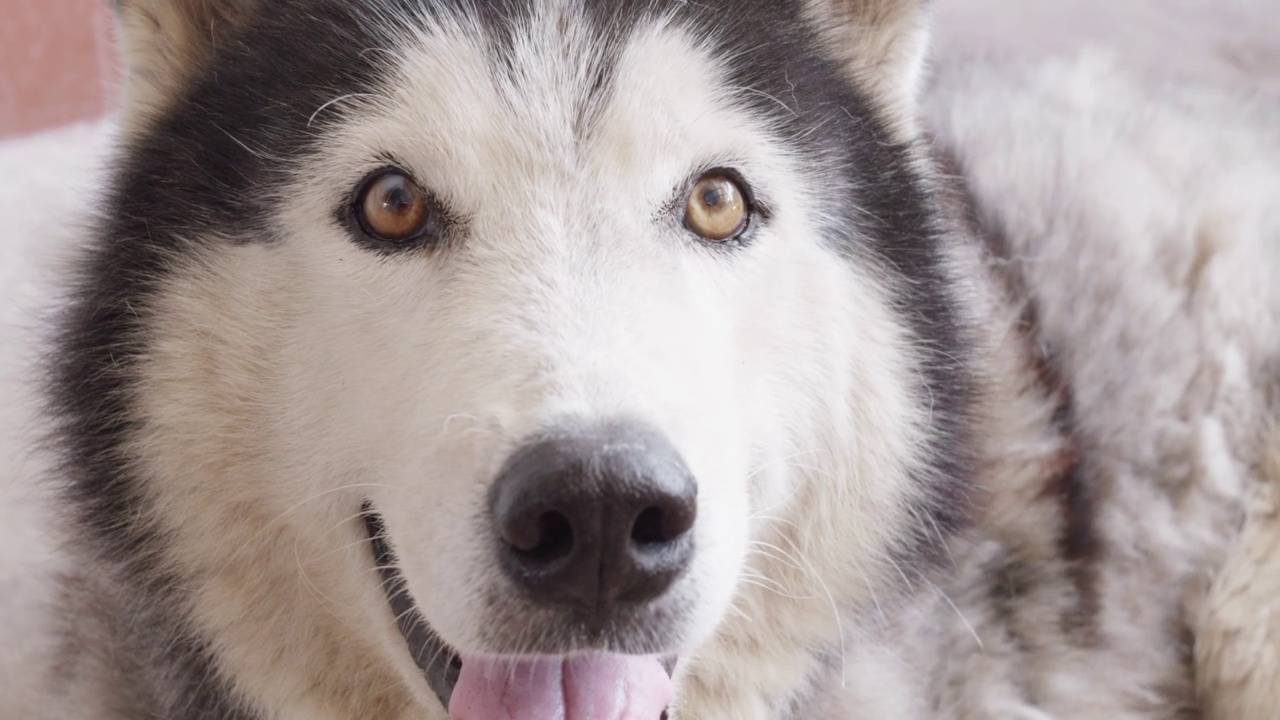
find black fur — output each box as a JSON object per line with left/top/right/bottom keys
{"left": 937, "top": 142, "right": 1101, "bottom": 642}
{"left": 52, "top": 4, "right": 399, "bottom": 715}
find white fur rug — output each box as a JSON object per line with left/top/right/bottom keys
{"left": 0, "top": 1, "right": 1275, "bottom": 713}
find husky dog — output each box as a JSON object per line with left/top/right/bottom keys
{"left": 44, "top": 0, "right": 1280, "bottom": 718}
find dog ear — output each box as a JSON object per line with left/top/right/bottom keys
{"left": 803, "top": 0, "right": 933, "bottom": 125}
{"left": 111, "top": 0, "right": 258, "bottom": 122}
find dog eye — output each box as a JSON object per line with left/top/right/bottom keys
{"left": 684, "top": 173, "right": 749, "bottom": 242}
{"left": 355, "top": 170, "right": 432, "bottom": 243}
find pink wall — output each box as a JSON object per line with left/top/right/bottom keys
{"left": 0, "top": 0, "right": 116, "bottom": 140}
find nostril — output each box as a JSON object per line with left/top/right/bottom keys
{"left": 631, "top": 506, "right": 671, "bottom": 547}
{"left": 631, "top": 501, "right": 695, "bottom": 548}
{"left": 513, "top": 511, "right": 574, "bottom": 564}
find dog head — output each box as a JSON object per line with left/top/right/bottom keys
{"left": 67, "top": 1, "right": 970, "bottom": 716}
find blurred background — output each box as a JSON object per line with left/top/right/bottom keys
{"left": 0, "top": 1, "right": 115, "bottom": 140}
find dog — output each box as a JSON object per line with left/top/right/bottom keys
{"left": 41, "top": 0, "right": 1280, "bottom": 718}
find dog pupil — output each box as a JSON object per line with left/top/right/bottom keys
{"left": 387, "top": 186, "right": 411, "bottom": 213}
{"left": 703, "top": 188, "right": 722, "bottom": 208}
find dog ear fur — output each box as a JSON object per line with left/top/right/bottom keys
{"left": 804, "top": 0, "right": 933, "bottom": 129}
{"left": 108, "top": 1, "right": 930, "bottom": 133}
{"left": 111, "top": 0, "right": 258, "bottom": 124}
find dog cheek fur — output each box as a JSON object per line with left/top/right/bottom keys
{"left": 672, "top": 185, "right": 957, "bottom": 717}
{"left": 127, "top": 246, "right": 441, "bottom": 719}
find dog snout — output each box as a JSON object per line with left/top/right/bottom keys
{"left": 491, "top": 423, "right": 697, "bottom": 612}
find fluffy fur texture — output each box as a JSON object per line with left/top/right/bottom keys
{"left": 1196, "top": 423, "right": 1280, "bottom": 719}
{"left": 803, "top": 0, "right": 934, "bottom": 127}
{"left": 42, "top": 1, "right": 1279, "bottom": 718}
{"left": 903, "top": 56, "right": 1280, "bottom": 718}
{"left": 110, "top": 0, "right": 260, "bottom": 124}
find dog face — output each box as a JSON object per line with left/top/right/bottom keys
{"left": 73, "top": 0, "right": 967, "bottom": 715}
{"left": 277, "top": 10, "right": 898, "bottom": 656}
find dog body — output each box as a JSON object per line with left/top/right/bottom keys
{"left": 43, "top": 1, "right": 1280, "bottom": 718}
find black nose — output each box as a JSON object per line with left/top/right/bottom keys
{"left": 491, "top": 423, "right": 697, "bottom": 610}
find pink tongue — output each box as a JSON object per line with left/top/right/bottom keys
{"left": 448, "top": 653, "right": 671, "bottom": 720}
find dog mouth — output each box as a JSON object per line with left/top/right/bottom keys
{"left": 364, "top": 508, "right": 676, "bottom": 719}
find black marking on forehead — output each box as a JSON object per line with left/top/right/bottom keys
{"left": 100, "top": 0, "right": 834, "bottom": 250}
{"left": 108, "top": 2, "right": 390, "bottom": 245}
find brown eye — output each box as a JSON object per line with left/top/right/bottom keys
{"left": 684, "top": 173, "right": 749, "bottom": 242}
{"left": 356, "top": 171, "right": 431, "bottom": 242}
